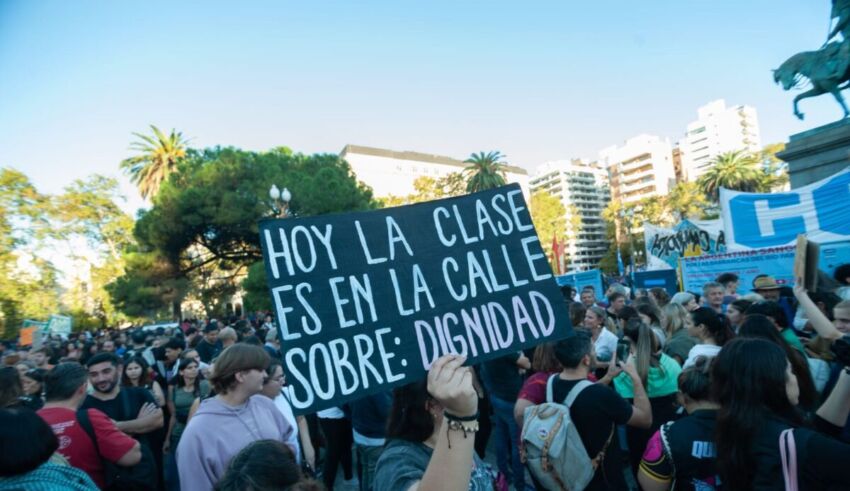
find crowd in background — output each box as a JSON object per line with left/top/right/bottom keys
{"left": 0, "top": 263, "right": 850, "bottom": 490}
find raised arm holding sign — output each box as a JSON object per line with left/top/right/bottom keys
{"left": 259, "top": 184, "right": 573, "bottom": 415}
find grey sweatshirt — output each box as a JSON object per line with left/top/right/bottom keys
{"left": 176, "top": 394, "right": 295, "bottom": 491}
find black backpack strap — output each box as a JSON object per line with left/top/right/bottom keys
{"left": 76, "top": 408, "right": 102, "bottom": 456}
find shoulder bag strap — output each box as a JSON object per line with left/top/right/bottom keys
{"left": 564, "top": 380, "right": 593, "bottom": 408}
{"left": 76, "top": 408, "right": 102, "bottom": 455}
{"left": 545, "top": 374, "right": 557, "bottom": 403}
{"left": 591, "top": 423, "right": 616, "bottom": 470}
{"left": 779, "top": 428, "right": 799, "bottom": 491}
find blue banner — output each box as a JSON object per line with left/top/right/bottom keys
{"left": 634, "top": 270, "right": 680, "bottom": 296}
{"left": 819, "top": 240, "right": 850, "bottom": 279}
{"left": 720, "top": 167, "right": 850, "bottom": 250}
{"left": 680, "top": 246, "right": 796, "bottom": 295}
{"left": 556, "top": 269, "right": 605, "bottom": 301}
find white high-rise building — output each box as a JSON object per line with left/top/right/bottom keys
{"left": 599, "top": 134, "right": 675, "bottom": 207}
{"left": 529, "top": 159, "right": 610, "bottom": 271}
{"left": 340, "top": 144, "right": 529, "bottom": 198}
{"left": 679, "top": 99, "right": 761, "bottom": 181}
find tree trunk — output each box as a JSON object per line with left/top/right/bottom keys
{"left": 172, "top": 300, "right": 182, "bottom": 321}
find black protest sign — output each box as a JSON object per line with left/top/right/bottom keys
{"left": 259, "top": 184, "right": 572, "bottom": 415}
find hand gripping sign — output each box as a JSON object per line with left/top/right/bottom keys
{"left": 259, "top": 184, "right": 573, "bottom": 415}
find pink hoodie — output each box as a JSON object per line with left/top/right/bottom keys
{"left": 176, "top": 394, "right": 295, "bottom": 491}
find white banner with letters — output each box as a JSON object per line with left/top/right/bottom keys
{"left": 720, "top": 167, "right": 850, "bottom": 250}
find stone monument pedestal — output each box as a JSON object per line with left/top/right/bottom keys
{"left": 778, "top": 119, "right": 850, "bottom": 189}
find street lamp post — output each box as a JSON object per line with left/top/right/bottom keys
{"left": 269, "top": 184, "right": 292, "bottom": 218}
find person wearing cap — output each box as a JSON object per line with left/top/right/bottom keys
{"left": 752, "top": 275, "right": 797, "bottom": 328}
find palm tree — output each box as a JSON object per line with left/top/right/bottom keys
{"left": 463, "top": 151, "right": 507, "bottom": 193}
{"left": 120, "top": 126, "right": 188, "bottom": 200}
{"left": 697, "top": 150, "right": 763, "bottom": 202}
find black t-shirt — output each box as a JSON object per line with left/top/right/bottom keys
{"left": 196, "top": 339, "right": 222, "bottom": 363}
{"left": 640, "top": 409, "right": 720, "bottom": 490}
{"left": 82, "top": 387, "right": 157, "bottom": 447}
{"left": 481, "top": 353, "right": 524, "bottom": 402}
{"left": 550, "top": 376, "right": 633, "bottom": 491}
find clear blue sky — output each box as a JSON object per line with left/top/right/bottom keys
{"left": 0, "top": 0, "right": 841, "bottom": 213}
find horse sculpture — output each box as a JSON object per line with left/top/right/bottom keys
{"left": 774, "top": 40, "right": 850, "bottom": 120}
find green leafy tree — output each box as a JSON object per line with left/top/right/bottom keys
{"left": 759, "top": 143, "right": 790, "bottom": 192}
{"left": 602, "top": 199, "right": 641, "bottom": 237}
{"left": 599, "top": 237, "right": 644, "bottom": 274}
{"left": 463, "top": 151, "right": 508, "bottom": 193}
{"left": 106, "top": 248, "right": 189, "bottom": 320}
{"left": 137, "top": 147, "right": 375, "bottom": 269}
{"left": 566, "top": 204, "right": 583, "bottom": 236}
{"left": 529, "top": 192, "right": 567, "bottom": 271}
{"left": 120, "top": 125, "right": 189, "bottom": 200}
{"left": 0, "top": 169, "right": 62, "bottom": 339}
{"left": 51, "top": 175, "right": 136, "bottom": 326}
{"left": 242, "top": 261, "right": 272, "bottom": 312}
{"left": 380, "top": 172, "right": 466, "bottom": 207}
{"left": 667, "top": 181, "right": 709, "bottom": 222}
{"left": 632, "top": 196, "right": 669, "bottom": 228}
{"left": 697, "top": 150, "right": 763, "bottom": 201}
{"left": 53, "top": 175, "right": 135, "bottom": 260}
{"left": 110, "top": 146, "right": 377, "bottom": 318}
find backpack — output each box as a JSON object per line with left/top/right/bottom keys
{"left": 76, "top": 393, "right": 157, "bottom": 491}
{"left": 520, "top": 376, "right": 614, "bottom": 491}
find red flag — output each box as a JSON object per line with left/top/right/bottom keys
{"left": 551, "top": 232, "right": 562, "bottom": 275}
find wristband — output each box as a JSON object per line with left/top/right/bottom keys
{"left": 445, "top": 418, "right": 479, "bottom": 448}
{"left": 443, "top": 410, "right": 478, "bottom": 422}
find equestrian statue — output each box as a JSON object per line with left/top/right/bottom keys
{"left": 774, "top": 0, "right": 850, "bottom": 120}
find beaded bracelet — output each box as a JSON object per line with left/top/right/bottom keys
{"left": 444, "top": 414, "right": 479, "bottom": 448}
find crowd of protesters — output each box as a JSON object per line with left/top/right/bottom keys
{"left": 1, "top": 263, "right": 850, "bottom": 490}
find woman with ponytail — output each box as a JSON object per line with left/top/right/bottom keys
{"left": 683, "top": 308, "right": 734, "bottom": 369}
{"left": 613, "top": 318, "right": 682, "bottom": 475}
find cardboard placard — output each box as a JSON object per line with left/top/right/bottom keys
{"left": 794, "top": 235, "right": 820, "bottom": 292}
{"left": 47, "top": 315, "right": 72, "bottom": 338}
{"left": 259, "top": 184, "right": 572, "bottom": 415}
{"left": 19, "top": 326, "right": 37, "bottom": 347}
